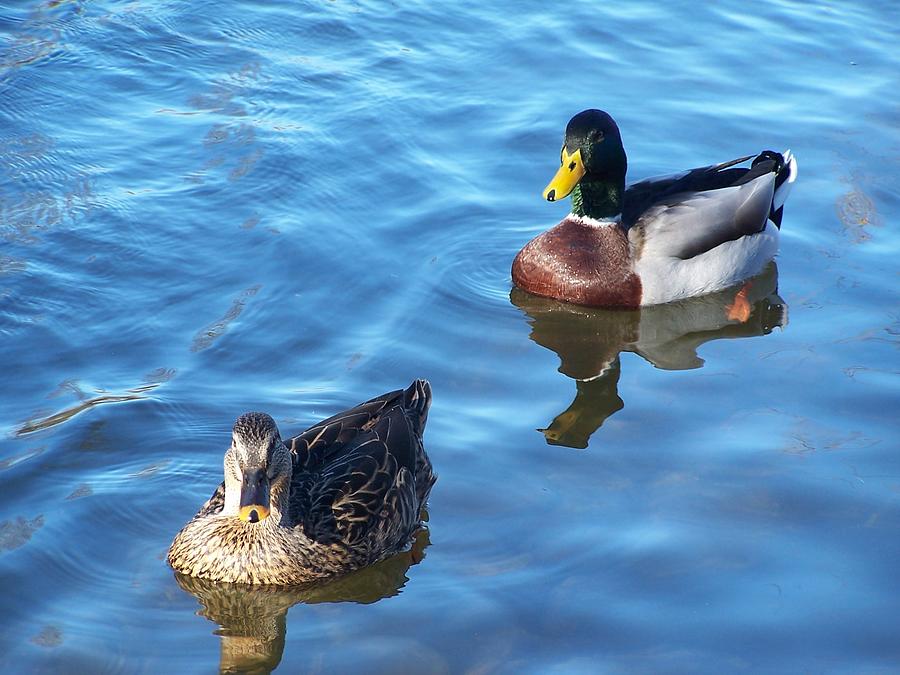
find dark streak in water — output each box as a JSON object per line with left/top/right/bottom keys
{"left": 154, "top": 108, "right": 205, "bottom": 116}
{"left": 184, "top": 62, "right": 266, "bottom": 184}
{"left": 0, "top": 446, "right": 45, "bottom": 471}
{"left": 66, "top": 484, "right": 93, "bottom": 500}
{"left": 1, "top": 37, "right": 56, "bottom": 70}
{"left": 18, "top": 392, "right": 142, "bottom": 436}
{"left": 30, "top": 625, "right": 62, "bottom": 648}
{"left": 241, "top": 214, "right": 260, "bottom": 229}
{"left": 129, "top": 460, "right": 170, "bottom": 479}
{"left": 835, "top": 319, "right": 900, "bottom": 347}
{"left": 47, "top": 379, "right": 87, "bottom": 401}
{"left": 16, "top": 381, "right": 165, "bottom": 436}
{"left": 0, "top": 515, "right": 44, "bottom": 552}
{"left": 191, "top": 285, "right": 261, "bottom": 352}
{"left": 229, "top": 148, "right": 264, "bottom": 181}
{"left": 203, "top": 124, "right": 230, "bottom": 146}
{"left": 143, "top": 367, "right": 176, "bottom": 384}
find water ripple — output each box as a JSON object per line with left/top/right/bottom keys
{"left": 15, "top": 378, "right": 168, "bottom": 437}
{"left": 190, "top": 284, "right": 262, "bottom": 352}
{"left": 0, "top": 0, "right": 898, "bottom": 672}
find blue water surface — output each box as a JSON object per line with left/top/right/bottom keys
{"left": 1, "top": 1, "right": 899, "bottom": 672}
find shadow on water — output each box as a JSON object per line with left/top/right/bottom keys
{"left": 173, "top": 527, "right": 430, "bottom": 675}
{"left": 510, "top": 262, "right": 788, "bottom": 449}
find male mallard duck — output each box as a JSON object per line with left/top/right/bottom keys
{"left": 512, "top": 109, "right": 797, "bottom": 308}
{"left": 167, "top": 380, "right": 435, "bottom": 585}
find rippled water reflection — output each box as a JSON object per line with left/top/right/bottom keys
{"left": 511, "top": 264, "right": 787, "bottom": 448}
{"left": 175, "top": 528, "right": 430, "bottom": 673}
{"left": 1, "top": 0, "right": 899, "bottom": 672}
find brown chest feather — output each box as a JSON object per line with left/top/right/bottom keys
{"left": 512, "top": 216, "right": 642, "bottom": 308}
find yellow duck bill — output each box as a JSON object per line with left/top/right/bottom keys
{"left": 238, "top": 468, "right": 270, "bottom": 523}
{"left": 543, "top": 147, "right": 585, "bottom": 201}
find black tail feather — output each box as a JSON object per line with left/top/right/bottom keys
{"left": 752, "top": 150, "right": 792, "bottom": 229}
{"left": 771, "top": 205, "right": 784, "bottom": 229}
{"left": 403, "top": 379, "right": 431, "bottom": 435}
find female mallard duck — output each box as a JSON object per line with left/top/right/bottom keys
{"left": 167, "top": 380, "right": 435, "bottom": 585}
{"left": 512, "top": 109, "right": 798, "bottom": 308}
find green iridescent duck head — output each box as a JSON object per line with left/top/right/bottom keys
{"left": 543, "top": 109, "right": 627, "bottom": 218}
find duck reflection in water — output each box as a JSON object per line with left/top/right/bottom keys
{"left": 173, "top": 527, "right": 430, "bottom": 675}
{"left": 510, "top": 262, "right": 788, "bottom": 449}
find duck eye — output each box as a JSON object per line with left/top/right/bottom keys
{"left": 595, "top": 131, "right": 605, "bottom": 141}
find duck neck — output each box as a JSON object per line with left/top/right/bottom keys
{"left": 571, "top": 177, "right": 624, "bottom": 220}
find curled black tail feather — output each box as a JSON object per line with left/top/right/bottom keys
{"left": 767, "top": 149, "right": 797, "bottom": 229}
{"left": 746, "top": 150, "right": 796, "bottom": 230}
{"left": 752, "top": 150, "right": 785, "bottom": 173}
{"left": 403, "top": 379, "right": 431, "bottom": 436}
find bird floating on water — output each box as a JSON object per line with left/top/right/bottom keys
{"left": 167, "top": 380, "right": 435, "bottom": 585}
{"left": 512, "top": 109, "right": 797, "bottom": 308}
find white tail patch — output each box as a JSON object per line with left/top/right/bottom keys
{"left": 773, "top": 149, "right": 797, "bottom": 211}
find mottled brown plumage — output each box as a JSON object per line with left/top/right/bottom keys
{"left": 167, "top": 380, "right": 435, "bottom": 585}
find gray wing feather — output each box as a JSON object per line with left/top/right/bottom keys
{"left": 631, "top": 172, "right": 776, "bottom": 260}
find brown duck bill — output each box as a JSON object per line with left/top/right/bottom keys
{"left": 543, "top": 147, "right": 585, "bottom": 202}
{"left": 238, "top": 468, "right": 270, "bottom": 523}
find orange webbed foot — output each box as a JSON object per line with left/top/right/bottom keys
{"left": 725, "top": 281, "right": 753, "bottom": 323}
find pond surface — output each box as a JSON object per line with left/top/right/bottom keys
{"left": 1, "top": 1, "right": 898, "bottom": 672}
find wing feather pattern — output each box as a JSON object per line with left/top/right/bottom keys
{"left": 625, "top": 154, "right": 781, "bottom": 260}
{"left": 287, "top": 380, "right": 434, "bottom": 548}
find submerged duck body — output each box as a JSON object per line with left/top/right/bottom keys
{"left": 512, "top": 109, "right": 798, "bottom": 308}
{"left": 167, "top": 380, "right": 435, "bottom": 585}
